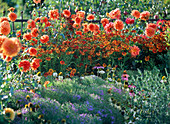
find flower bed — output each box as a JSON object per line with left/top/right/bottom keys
{"left": 0, "top": 0, "right": 169, "bottom": 123}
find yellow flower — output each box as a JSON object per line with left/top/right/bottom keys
{"left": 26, "top": 95, "right": 30, "bottom": 100}
{"left": 4, "top": 108, "right": 15, "bottom": 121}
{"left": 106, "top": 12, "right": 109, "bottom": 17}
{"left": 162, "top": 76, "right": 166, "bottom": 80}
{"left": 38, "top": 114, "right": 44, "bottom": 119}
{"left": 25, "top": 104, "right": 28, "bottom": 108}
{"left": 28, "top": 102, "right": 33, "bottom": 108}
{"left": 37, "top": 71, "right": 41, "bottom": 76}
{"left": 59, "top": 72, "right": 63, "bottom": 76}
{"left": 108, "top": 64, "right": 111, "bottom": 67}
{"left": 117, "top": 78, "right": 121, "bottom": 82}
{"left": 61, "top": 119, "right": 66, "bottom": 123}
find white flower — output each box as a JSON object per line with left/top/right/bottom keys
{"left": 80, "top": 77, "right": 84, "bottom": 80}
{"left": 1, "top": 95, "right": 8, "bottom": 100}
{"left": 108, "top": 78, "right": 112, "bottom": 82}
{"left": 98, "top": 70, "right": 105, "bottom": 74}
{"left": 160, "top": 80, "right": 164, "bottom": 83}
{"left": 53, "top": 72, "right": 58, "bottom": 77}
{"left": 117, "top": 106, "right": 121, "bottom": 110}
{"left": 58, "top": 76, "right": 63, "bottom": 80}
{"left": 126, "top": 88, "right": 129, "bottom": 92}
{"left": 134, "top": 98, "right": 137, "bottom": 102}
{"left": 38, "top": 84, "right": 42, "bottom": 88}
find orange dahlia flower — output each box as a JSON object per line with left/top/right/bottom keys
{"left": 129, "top": 45, "right": 140, "bottom": 58}
{"left": 10, "top": 37, "right": 22, "bottom": 49}
{"left": 0, "top": 36, "right": 7, "bottom": 51}
{"left": 8, "top": 7, "right": 15, "bottom": 12}
{"left": 76, "top": 11, "right": 85, "bottom": 19}
{"left": 88, "top": 23, "right": 95, "bottom": 32}
{"left": 18, "top": 60, "right": 31, "bottom": 72}
{"left": 72, "top": 23, "right": 81, "bottom": 29}
{"left": 114, "top": 20, "right": 124, "bottom": 31}
{"left": 40, "top": 17, "right": 48, "bottom": 23}
{"left": 28, "top": 47, "right": 37, "bottom": 56}
{"left": 27, "top": 19, "right": 36, "bottom": 29}
{"left": 31, "top": 28, "right": 39, "bottom": 37}
{"left": 75, "top": 17, "right": 81, "bottom": 24}
{"left": 63, "top": 9, "right": 71, "bottom": 18}
{"left": 131, "top": 10, "right": 140, "bottom": 18}
{"left": 0, "top": 17, "right": 9, "bottom": 23}
{"left": 75, "top": 31, "right": 82, "bottom": 36}
{"left": 40, "top": 35, "right": 49, "bottom": 43}
{"left": 140, "top": 11, "right": 150, "bottom": 21}
{"left": 101, "top": 18, "right": 109, "bottom": 27}
{"left": 0, "top": 21, "right": 11, "bottom": 35}
{"left": 1, "top": 37, "right": 20, "bottom": 57}
{"left": 2, "top": 54, "right": 12, "bottom": 62}
{"left": 109, "top": 8, "right": 121, "bottom": 19}
{"left": 8, "top": 12, "right": 17, "bottom": 22}
{"left": 23, "top": 33, "right": 32, "bottom": 41}
{"left": 145, "top": 27, "right": 155, "bottom": 37}
{"left": 33, "top": 0, "right": 41, "bottom": 4}
{"left": 16, "top": 30, "right": 21, "bottom": 37}
{"left": 146, "top": 23, "right": 157, "bottom": 31}
{"left": 31, "top": 58, "right": 40, "bottom": 70}
{"left": 86, "top": 14, "right": 95, "bottom": 20}
{"left": 48, "top": 9, "right": 59, "bottom": 20}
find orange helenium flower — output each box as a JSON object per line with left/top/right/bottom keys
{"left": 131, "top": 10, "right": 140, "bottom": 18}
{"left": 63, "top": 9, "right": 71, "bottom": 18}
{"left": 0, "top": 21, "right": 11, "bottom": 35}
{"left": 1, "top": 37, "right": 20, "bottom": 57}
{"left": 145, "top": 56, "right": 150, "bottom": 61}
{"left": 60, "top": 60, "right": 65, "bottom": 65}
{"left": 8, "top": 12, "right": 17, "bottom": 22}
{"left": 114, "top": 20, "right": 124, "bottom": 30}
{"left": 40, "top": 35, "right": 49, "bottom": 43}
